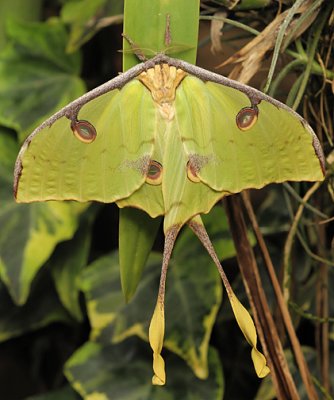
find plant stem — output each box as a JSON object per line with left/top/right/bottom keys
{"left": 224, "top": 195, "right": 301, "bottom": 400}
{"left": 242, "top": 191, "right": 320, "bottom": 400}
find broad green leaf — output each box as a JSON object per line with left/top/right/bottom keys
{"left": 49, "top": 208, "right": 96, "bottom": 321}
{"left": 61, "top": 0, "right": 123, "bottom": 52}
{"left": 123, "top": 0, "right": 200, "bottom": 70}
{"left": 0, "top": 201, "right": 88, "bottom": 305}
{"left": 79, "top": 252, "right": 125, "bottom": 340}
{"left": 0, "top": 275, "right": 71, "bottom": 343}
{"left": 0, "top": 131, "right": 88, "bottom": 304}
{"left": 0, "top": 18, "right": 85, "bottom": 141}
{"left": 0, "top": 0, "right": 42, "bottom": 50}
{"left": 119, "top": 208, "right": 162, "bottom": 302}
{"left": 79, "top": 247, "right": 221, "bottom": 379}
{"left": 65, "top": 340, "right": 224, "bottom": 400}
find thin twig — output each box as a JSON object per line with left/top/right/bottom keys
{"left": 200, "top": 15, "right": 260, "bottom": 36}
{"left": 224, "top": 195, "right": 300, "bottom": 400}
{"left": 264, "top": 0, "right": 306, "bottom": 93}
{"left": 292, "top": 9, "right": 329, "bottom": 110}
{"left": 283, "top": 181, "right": 322, "bottom": 302}
{"left": 283, "top": 183, "right": 328, "bottom": 220}
{"left": 241, "top": 191, "right": 319, "bottom": 400}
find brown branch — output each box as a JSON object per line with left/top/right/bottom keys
{"left": 241, "top": 190, "right": 319, "bottom": 400}
{"left": 224, "top": 195, "right": 300, "bottom": 400}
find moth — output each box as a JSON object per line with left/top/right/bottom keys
{"left": 14, "top": 53, "right": 325, "bottom": 385}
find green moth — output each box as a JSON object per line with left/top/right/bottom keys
{"left": 14, "top": 54, "right": 325, "bottom": 221}
{"left": 14, "top": 53, "right": 325, "bottom": 385}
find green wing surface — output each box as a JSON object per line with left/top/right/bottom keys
{"left": 14, "top": 55, "right": 324, "bottom": 231}
{"left": 176, "top": 75, "right": 324, "bottom": 194}
{"left": 118, "top": 100, "right": 226, "bottom": 232}
{"left": 161, "top": 118, "right": 227, "bottom": 232}
{"left": 15, "top": 80, "right": 156, "bottom": 203}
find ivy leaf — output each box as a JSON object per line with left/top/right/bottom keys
{"left": 0, "top": 130, "right": 88, "bottom": 304}
{"left": 65, "top": 339, "right": 224, "bottom": 400}
{"left": 119, "top": 208, "right": 162, "bottom": 302}
{"left": 49, "top": 209, "right": 96, "bottom": 321}
{"left": 0, "top": 273, "right": 71, "bottom": 343}
{"left": 0, "top": 18, "right": 85, "bottom": 141}
{"left": 61, "top": 0, "right": 123, "bottom": 52}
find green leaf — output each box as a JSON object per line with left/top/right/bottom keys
{"left": 79, "top": 251, "right": 147, "bottom": 342}
{"left": 49, "top": 208, "right": 96, "bottom": 321}
{"left": 0, "top": 130, "right": 88, "bottom": 304}
{"left": 65, "top": 339, "right": 224, "bottom": 400}
{"left": 0, "top": 18, "right": 85, "bottom": 141}
{"left": 61, "top": 0, "right": 123, "bottom": 52}
{"left": 119, "top": 208, "right": 162, "bottom": 302}
{"left": 0, "top": 202, "right": 88, "bottom": 305}
{"left": 0, "top": 274, "right": 71, "bottom": 343}
{"left": 79, "top": 246, "right": 222, "bottom": 379}
{"left": 123, "top": 0, "right": 200, "bottom": 70}
{"left": 0, "top": 0, "right": 43, "bottom": 50}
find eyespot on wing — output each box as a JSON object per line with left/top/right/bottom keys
{"left": 71, "top": 120, "right": 97, "bottom": 143}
